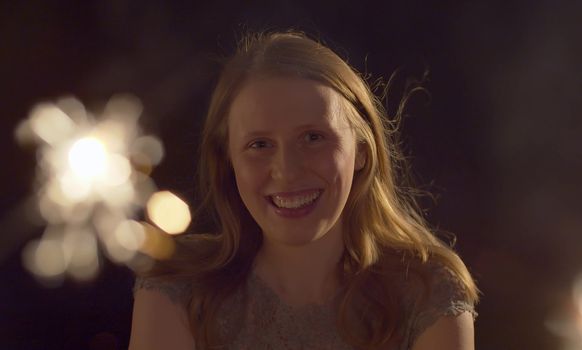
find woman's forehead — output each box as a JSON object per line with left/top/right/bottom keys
{"left": 227, "top": 77, "right": 349, "bottom": 133}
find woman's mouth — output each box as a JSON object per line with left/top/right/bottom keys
{"left": 267, "top": 189, "right": 322, "bottom": 218}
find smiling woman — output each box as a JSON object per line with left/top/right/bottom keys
{"left": 130, "top": 31, "right": 478, "bottom": 350}
{"left": 228, "top": 77, "right": 363, "bottom": 248}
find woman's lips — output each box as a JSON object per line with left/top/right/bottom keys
{"left": 266, "top": 189, "right": 322, "bottom": 218}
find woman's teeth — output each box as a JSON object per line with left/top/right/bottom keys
{"left": 271, "top": 191, "right": 320, "bottom": 209}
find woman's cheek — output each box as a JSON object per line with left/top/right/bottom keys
{"left": 238, "top": 157, "right": 270, "bottom": 186}
{"left": 312, "top": 148, "right": 347, "bottom": 174}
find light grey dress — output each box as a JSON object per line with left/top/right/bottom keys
{"left": 134, "top": 262, "right": 476, "bottom": 350}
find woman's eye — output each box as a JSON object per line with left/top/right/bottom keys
{"left": 249, "top": 140, "right": 270, "bottom": 149}
{"left": 304, "top": 132, "right": 324, "bottom": 142}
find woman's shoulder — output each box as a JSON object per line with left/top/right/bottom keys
{"left": 131, "top": 233, "right": 220, "bottom": 305}
{"left": 399, "top": 256, "right": 477, "bottom": 344}
{"left": 415, "top": 259, "right": 476, "bottom": 313}
{"left": 378, "top": 250, "right": 475, "bottom": 309}
{"left": 133, "top": 275, "right": 193, "bottom": 306}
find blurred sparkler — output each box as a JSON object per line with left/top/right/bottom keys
{"left": 14, "top": 95, "right": 191, "bottom": 286}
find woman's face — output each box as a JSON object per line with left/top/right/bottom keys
{"left": 227, "top": 77, "right": 364, "bottom": 247}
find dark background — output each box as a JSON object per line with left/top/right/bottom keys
{"left": 1, "top": 1, "right": 581, "bottom": 349}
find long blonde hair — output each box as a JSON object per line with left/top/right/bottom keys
{"left": 144, "top": 31, "right": 479, "bottom": 349}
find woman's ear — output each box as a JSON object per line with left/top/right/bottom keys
{"left": 355, "top": 143, "right": 366, "bottom": 171}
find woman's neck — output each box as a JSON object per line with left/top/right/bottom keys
{"left": 252, "top": 229, "right": 344, "bottom": 306}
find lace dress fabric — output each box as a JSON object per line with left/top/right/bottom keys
{"left": 134, "top": 263, "right": 476, "bottom": 350}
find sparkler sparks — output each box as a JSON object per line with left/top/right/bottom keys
{"left": 15, "top": 95, "right": 190, "bottom": 285}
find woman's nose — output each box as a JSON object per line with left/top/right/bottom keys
{"left": 270, "top": 146, "right": 303, "bottom": 183}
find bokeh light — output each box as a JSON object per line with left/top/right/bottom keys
{"left": 68, "top": 137, "right": 108, "bottom": 179}
{"left": 146, "top": 191, "right": 191, "bottom": 235}
{"left": 63, "top": 228, "right": 99, "bottom": 281}
{"left": 29, "top": 103, "right": 76, "bottom": 145}
{"left": 114, "top": 220, "right": 146, "bottom": 252}
{"left": 14, "top": 94, "right": 184, "bottom": 285}
{"left": 22, "top": 237, "right": 66, "bottom": 279}
{"left": 138, "top": 222, "right": 176, "bottom": 260}
{"left": 545, "top": 275, "right": 582, "bottom": 350}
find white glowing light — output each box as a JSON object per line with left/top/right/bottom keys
{"left": 131, "top": 136, "right": 165, "bottom": 166}
{"left": 68, "top": 137, "right": 108, "bottom": 179}
{"left": 23, "top": 239, "right": 67, "bottom": 278}
{"left": 16, "top": 95, "right": 166, "bottom": 284}
{"left": 63, "top": 229, "right": 95, "bottom": 265}
{"left": 29, "top": 104, "right": 76, "bottom": 145}
{"left": 59, "top": 170, "right": 92, "bottom": 201}
{"left": 94, "top": 119, "right": 131, "bottom": 154}
{"left": 64, "top": 229, "right": 99, "bottom": 280}
{"left": 147, "top": 191, "right": 191, "bottom": 234}
{"left": 133, "top": 173, "right": 157, "bottom": 205}
{"left": 104, "top": 94, "right": 143, "bottom": 124}
{"left": 56, "top": 96, "right": 87, "bottom": 124}
{"left": 114, "top": 220, "right": 146, "bottom": 251}
{"left": 102, "top": 231, "right": 136, "bottom": 263}
{"left": 103, "top": 154, "right": 131, "bottom": 186}
{"left": 101, "top": 181, "right": 135, "bottom": 208}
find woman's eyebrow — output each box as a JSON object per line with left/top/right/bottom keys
{"left": 241, "top": 130, "right": 272, "bottom": 139}
{"left": 239, "top": 122, "right": 335, "bottom": 141}
{"left": 294, "top": 123, "right": 328, "bottom": 131}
